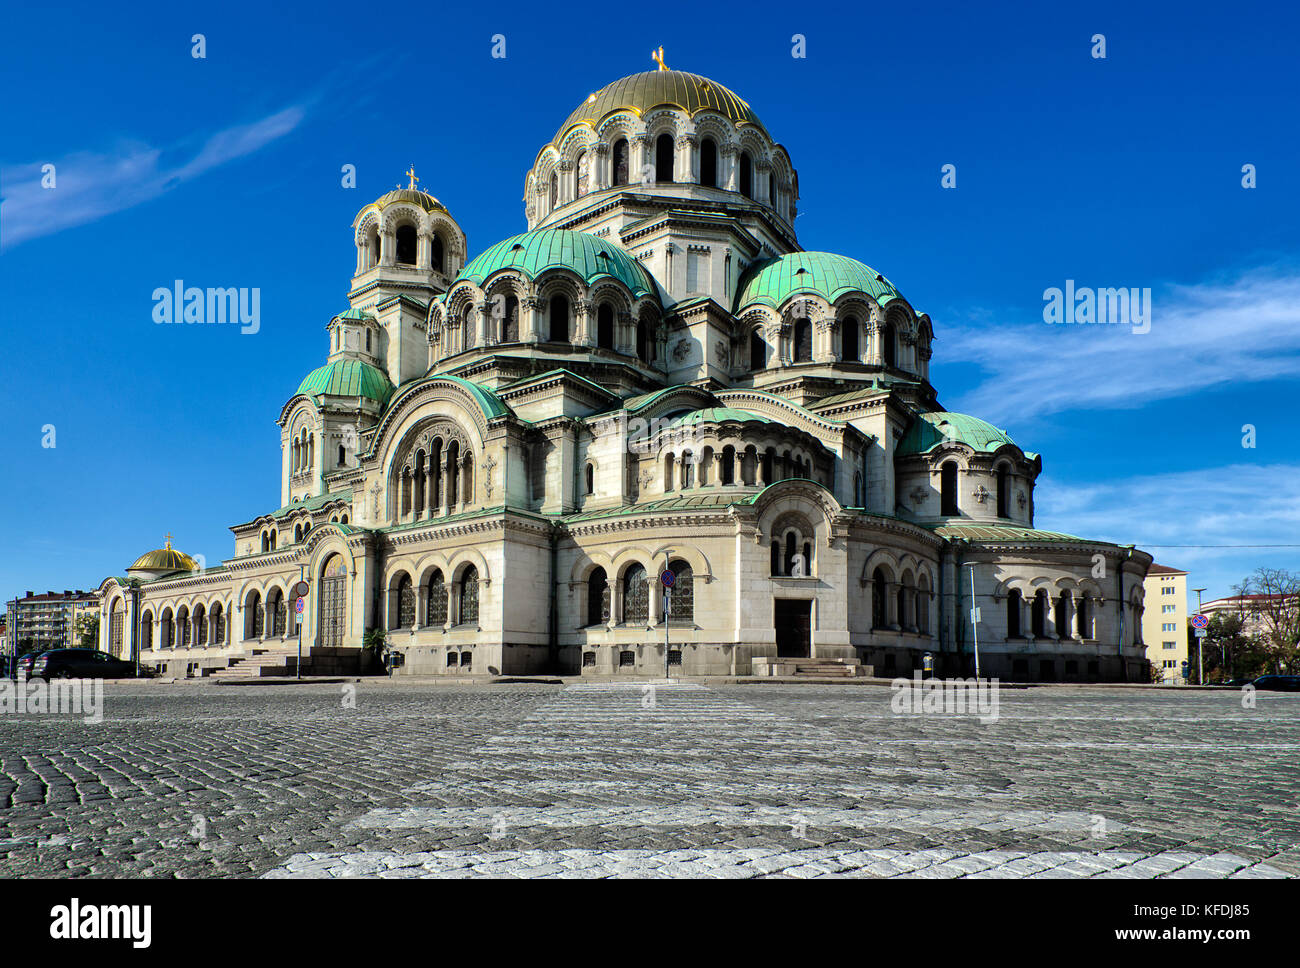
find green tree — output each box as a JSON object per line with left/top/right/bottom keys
{"left": 75, "top": 613, "right": 99, "bottom": 650}
{"left": 1196, "top": 611, "right": 1267, "bottom": 681}
{"left": 1232, "top": 568, "right": 1300, "bottom": 674}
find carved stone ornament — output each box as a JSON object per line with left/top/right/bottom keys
{"left": 971, "top": 484, "right": 989, "bottom": 504}
{"left": 909, "top": 485, "right": 927, "bottom": 506}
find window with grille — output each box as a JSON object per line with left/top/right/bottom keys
{"left": 428, "top": 572, "right": 447, "bottom": 626}
{"left": 668, "top": 561, "right": 693, "bottom": 624}
{"left": 623, "top": 565, "right": 648, "bottom": 624}
{"left": 397, "top": 576, "right": 415, "bottom": 628}
{"left": 460, "top": 567, "right": 479, "bottom": 625}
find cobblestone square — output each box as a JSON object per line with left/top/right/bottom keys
{"left": 0, "top": 681, "right": 1296, "bottom": 878}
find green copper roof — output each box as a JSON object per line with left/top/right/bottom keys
{"left": 296, "top": 359, "right": 394, "bottom": 406}
{"left": 434, "top": 375, "right": 511, "bottom": 420}
{"left": 896, "top": 411, "right": 1018, "bottom": 458}
{"left": 930, "top": 524, "right": 1108, "bottom": 545}
{"left": 457, "top": 229, "right": 657, "bottom": 301}
{"left": 663, "top": 407, "right": 771, "bottom": 429}
{"left": 735, "top": 252, "right": 902, "bottom": 313}
{"left": 336, "top": 307, "right": 376, "bottom": 321}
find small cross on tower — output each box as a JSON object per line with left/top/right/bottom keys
{"left": 651, "top": 45, "right": 667, "bottom": 71}
{"left": 164, "top": 532, "right": 173, "bottom": 549}
{"left": 405, "top": 166, "right": 419, "bottom": 191}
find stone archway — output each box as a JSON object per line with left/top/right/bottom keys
{"left": 317, "top": 553, "right": 348, "bottom": 649}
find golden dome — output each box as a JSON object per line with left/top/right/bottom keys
{"left": 129, "top": 535, "right": 197, "bottom": 573}
{"left": 554, "top": 69, "right": 767, "bottom": 146}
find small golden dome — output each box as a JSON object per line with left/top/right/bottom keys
{"left": 129, "top": 535, "right": 197, "bottom": 573}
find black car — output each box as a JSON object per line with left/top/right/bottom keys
{"left": 1252, "top": 675, "right": 1300, "bottom": 692}
{"left": 1224, "top": 677, "right": 1254, "bottom": 687}
{"left": 30, "top": 649, "right": 138, "bottom": 680}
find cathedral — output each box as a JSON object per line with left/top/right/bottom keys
{"left": 98, "top": 59, "right": 1153, "bottom": 682}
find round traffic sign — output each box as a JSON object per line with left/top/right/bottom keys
{"left": 294, "top": 580, "right": 310, "bottom": 598}
{"left": 295, "top": 597, "right": 305, "bottom": 614}
{"left": 660, "top": 569, "right": 675, "bottom": 588}
{"left": 1191, "top": 614, "right": 1209, "bottom": 630}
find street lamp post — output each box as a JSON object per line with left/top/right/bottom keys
{"left": 964, "top": 561, "right": 980, "bottom": 680}
{"left": 662, "top": 549, "right": 673, "bottom": 682}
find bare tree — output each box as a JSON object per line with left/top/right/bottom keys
{"left": 1232, "top": 568, "right": 1300, "bottom": 673}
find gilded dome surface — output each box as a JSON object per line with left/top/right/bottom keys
{"left": 129, "top": 541, "right": 197, "bottom": 573}
{"left": 555, "top": 70, "right": 766, "bottom": 145}
{"left": 353, "top": 188, "right": 447, "bottom": 225}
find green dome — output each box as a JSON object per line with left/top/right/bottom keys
{"left": 897, "top": 412, "right": 1018, "bottom": 457}
{"left": 735, "top": 252, "right": 902, "bottom": 313}
{"left": 297, "top": 359, "right": 394, "bottom": 406}
{"left": 664, "top": 407, "right": 771, "bottom": 429}
{"left": 456, "top": 229, "right": 658, "bottom": 301}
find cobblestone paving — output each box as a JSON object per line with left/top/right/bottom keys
{"left": 0, "top": 680, "right": 1296, "bottom": 878}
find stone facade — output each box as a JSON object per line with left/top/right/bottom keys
{"left": 97, "top": 65, "right": 1152, "bottom": 682}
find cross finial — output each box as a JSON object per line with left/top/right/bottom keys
{"left": 405, "top": 166, "right": 419, "bottom": 190}
{"left": 651, "top": 45, "right": 667, "bottom": 71}
{"left": 164, "top": 532, "right": 173, "bottom": 549}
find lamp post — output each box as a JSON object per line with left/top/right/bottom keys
{"left": 964, "top": 561, "right": 980, "bottom": 680}
{"left": 662, "top": 549, "right": 673, "bottom": 682}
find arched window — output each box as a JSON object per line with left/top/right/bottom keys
{"left": 446, "top": 440, "right": 460, "bottom": 507}
{"left": 1007, "top": 590, "right": 1022, "bottom": 638}
{"left": 721, "top": 445, "right": 735, "bottom": 485}
{"left": 768, "top": 172, "right": 775, "bottom": 205}
{"left": 841, "top": 316, "right": 860, "bottom": 361}
{"left": 663, "top": 453, "right": 675, "bottom": 492}
{"left": 1055, "top": 592, "right": 1071, "bottom": 638}
{"left": 897, "top": 583, "right": 908, "bottom": 630}
{"left": 213, "top": 605, "right": 225, "bottom": 645}
{"left": 161, "top": 609, "right": 174, "bottom": 649}
{"left": 366, "top": 329, "right": 372, "bottom": 352}
{"left": 793, "top": 317, "right": 811, "bottom": 363}
{"left": 784, "top": 531, "right": 797, "bottom": 577}
{"left": 195, "top": 604, "right": 207, "bottom": 646}
{"left": 431, "top": 235, "right": 444, "bottom": 273}
{"left": 940, "top": 461, "right": 959, "bottom": 516}
{"left": 1076, "top": 597, "right": 1089, "bottom": 638}
{"left": 612, "top": 138, "right": 629, "bottom": 186}
{"left": 269, "top": 591, "right": 286, "bottom": 636}
{"left": 501, "top": 294, "right": 519, "bottom": 343}
{"left": 141, "top": 610, "right": 153, "bottom": 652}
{"left": 585, "top": 462, "right": 595, "bottom": 495}
{"left": 750, "top": 329, "right": 767, "bottom": 370}
{"left": 338, "top": 444, "right": 346, "bottom": 467}
{"left": 739, "top": 152, "right": 753, "bottom": 197}
{"left": 597, "top": 303, "right": 614, "bottom": 349}
{"left": 109, "top": 600, "right": 124, "bottom": 657}
{"left": 917, "top": 583, "right": 930, "bottom": 634}
{"left": 872, "top": 568, "right": 888, "bottom": 629}
{"left": 587, "top": 567, "right": 609, "bottom": 627}
{"left": 178, "top": 606, "right": 190, "bottom": 647}
{"left": 574, "top": 150, "right": 588, "bottom": 198}
{"left": 882, "top": 322, "right": 896, "bottom": 368}
{"left": 396, "top": 575, "right": 415, "bottom": 629}
{"left": 368, "top": 228, "right": 381, "bottom": 267}
{"left": 549, "top": 294, "right": 569, "bottom": 342}
{"left": 770, "top": 540, "right": 781, "bottom": 576}
{"left": 427, "top": 570, "right": 447, "bottom": 627}
{"left": 700, "top": 138, "right": 718, "bottom": 188}
{"left": 681, "top": 452, "right": 694, "bottom": 489}
{"left": 622, "top": 564, "right": 648, "bottom": 625}
{"left": 668, "top": 560, "right": 693, "bottom": 624}
{"left": 655, "top": 133, "right": 674, "bottom": 183}
{"left": 395, "top": 225, "right": 417, "bottom": 265}
{"left": 459, "top": 566, "right": 480, "bottom": 626}
{"left": 1032, "top": 590, "right": 1048, "bottom": 638}
{"left": 996, "top": 465, "right": 1010, "bottom": 518}
{"left": 549, "top": 172, "right": 558, "bottom": 210}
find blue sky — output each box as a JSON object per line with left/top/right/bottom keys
{"left": 2, "top": 0, "right": 1297, "bottom": 604}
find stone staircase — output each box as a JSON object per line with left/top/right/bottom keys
{"left": 790, "top": 659, "right": 859, "bottom": 678}
{"left": 208, "top": 648, "right": 302, "bottom": 681}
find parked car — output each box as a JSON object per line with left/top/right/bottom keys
{"left": 1224, "top": 677, "right": 1255, "bottom": 687}
{"left": 29, "top": 649, "right": 139, "bottom": 680}
{"left": 11, "top": 651, "right": 48, "bottom": 679}
{"left": 1252, "top": 675, "right": 1300, "bottom": 692}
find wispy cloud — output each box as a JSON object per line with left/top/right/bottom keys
{"left": 942, "top": 268, "right": 1300, "bottom": 423}
{"left": 0, "top": 106, "right": 304, "bottom": 250}
{"left": 1036, "top": 463, "right": 1300, "bottom": 597}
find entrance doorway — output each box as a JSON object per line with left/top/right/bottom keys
{"left": 774, "top": 599, "right": 811, "bottom": 658}
{"left": 318, "top": 554, "right": 347, "bottom": 649}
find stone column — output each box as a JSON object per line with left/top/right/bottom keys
{"left": 633, "top": 135, "right": 652, "bottom": 186}
{"left": 677, "top": 134, "right": 698, "bottom": 184}
{"left": 442, "top": 460, "right": 454, "bottom": 514}
{"left": 522, "top": 296, "right": 541, "bottom": 343}
{"left": 577, "top": 299, "right": 594, "bottom": 348}
{"left": 733, "top": 449, "right": 744, "bottom": 485}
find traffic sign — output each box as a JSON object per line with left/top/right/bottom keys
{"left": 294, "top": 580, "right": 310, "bottom": 598}
{"left": 660, "top": 569, "right": 675, "bottom": 588}
{"left": 1191, "top": 614, "right": 1209, "bottom": 630}
{"left": 295, "top": 597, "right": 305, "bottom": 614}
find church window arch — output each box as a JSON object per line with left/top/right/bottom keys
{"left": 587, "top": 567, "right": 610, "bottom": 627}
{"left": 700, "top": 138, "right": 718, "bottom": 188}
{"left": 338, "top": 444, "right": 347, "bottom": 467}
{"left": 655, "top": 133, "right": 674, "bottom": 182}
{"left": 395, "top": 224, "right": 418, "bottom": 265}
{"left": 1007, "top": 589, "right": 1022, "bottom": 638}
{"left": 940, "top": 461, "right": 959, "bottom": 516}
{"left": 1032, "top": 589, "right": 1049, "bottom": 638}
{"left": 427, "top": 570, "right": 448, "bottom": 627}
{"left": 549, "top": 171, "right": 558, "bottom": 210}
{"left": 585, "top": 462, "right": 595, "bottom": 495}
{"left": 574, "top": 150, "right": 588, "bottom": 198}
{"left": 882, "top": 320, "right": 897, "bottom": 368}
{"left": 663, "top": 452, "right": 675, "bottom": 492}
{"left": 996, "top": 464, "right": 1011, "bottom": 518}
{"left": 750, "top": 328, "right": 768, "bottom": 371}
{"left": 549, "top": 294, "right": 569, "bottom": 342}
{"left": 459, "top": 566, "right": 480, "bottom": 626}
{"left": 501, "top": 294, "right": 520, "bottom": 343}
{"left": 597, "top": 303, "right": 615, "bottom": 350}
{"left": 872, "top": 568, "right": 889, "bottom": 629}
{"left": 622, "top": 564, "right": 649, "bottom": 625}
{"left": 612, "top": 138, "right": 629, "bottom": 186}
{"left": 841, "top": 315, "right": 860, "bottom": 361}
{"left": 739, "top": 152, "right": 753, "bottom": 198}
{"left": 394, "top": 574, "right": 415, "bottom": 630}
{"left": 792, "top": 317, "right": 812, "bottom": 363}
{"left": 431, "top": 234, "right": 445, "bottom": 273}
{"left": 668, "top": 560, "right": 694, "bottom": 624}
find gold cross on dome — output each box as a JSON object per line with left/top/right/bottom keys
{"left": 651, "top": 46, "right": 667, "bottom": 71}
{"left": 164, "top": 532, "right": 173, "bottom": 549}
{"left": 405, "top": 166, "right": 419, "bottom": 190}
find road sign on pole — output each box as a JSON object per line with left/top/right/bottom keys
{"left": 294, "top": 580, "right": 310, "bottom": 598}
{"left": 1191, "top": 614, "right": 1209, "bottom": 631}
